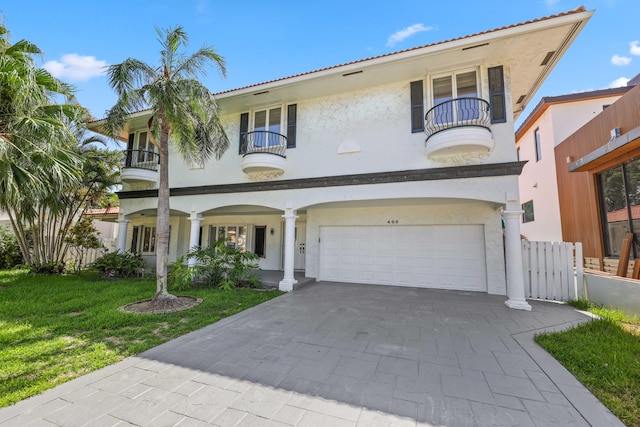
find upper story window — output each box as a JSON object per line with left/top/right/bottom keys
{"left": 431, "top": 70, "right": 478, "bottom": 124}
{"left": 125, "top": 131, "right": 157, "bottom": 167}
{"left": 239, "top": 104, "right": 297, "bottom": 154}
{"left": 534, "top": 128, "right": 542, "bottom": 162}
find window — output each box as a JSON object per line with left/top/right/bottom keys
{"left": 488, "top": 66, "right": 506, "bottom": 123}
{"left": 598, "top": 160, "right": 640, "bottom": 258}
{"left": 126, "top": 131, "right": 156, "bottom": 166}
{"left": 410, "top": 80, "right": 424, "bottom": 132}
{"left": 239, "top": 105, "right": 297, "bottom": 153}
{"left": 534, "top": 128, "right": 542, "bottom": 162}
{"left": 131, "top": 225, "right": 156, "bottom": 253}
{"left": 432, "top": 71, "right": 478, "bottom": 124}
{"left": 209, "top": 225, "right": 247, "bottom": 251}
{"left": 522, "top": 201, "right": 535, "bottom": 223}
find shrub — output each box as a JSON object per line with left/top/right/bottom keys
{"left": 29, "top": 261, "right": 66, "bottom": 274}
{"left": 0, "top": 225, "right": 24, "bottom": 270}
{"left": 92, "top": 251, "right": 145, "bottom": 278}
{"left": 167, "top": 241, "right": 261, "bottom": 291}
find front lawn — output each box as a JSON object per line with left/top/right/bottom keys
{"left": 535, "top": 302, "right": 640, "bottom": 427}
{"left": 0, "top": 270, "right": 282, "bottom": 408}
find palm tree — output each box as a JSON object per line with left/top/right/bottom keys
{"left": 0, "top": 23, "right": 83, "bottom": 264}
{"left": 104, "top": 26, "right": 229, "bottom": 306}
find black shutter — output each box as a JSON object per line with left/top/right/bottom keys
{"left": 126, "top": 133, "right": 135, "bottom": 167}
{"left": 410, "top": 81, "right": 424, "bottom": 133}
{"left": 488, "top": 66, "right": 506, "bottom": 123}
{"left": 239, "top": 112, "right": 249, "bottom": 154}
{"left": 287, "top": 104, "right": 297, "bottom": 148}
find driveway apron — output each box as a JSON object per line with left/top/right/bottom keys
{"left": 0, "top": 282, "right": 624, "bottom": 426}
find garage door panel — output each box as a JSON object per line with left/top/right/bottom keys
{"left": 320, "top": 225, "right": 487, "bottom": 292}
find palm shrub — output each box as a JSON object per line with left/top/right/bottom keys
{"left": 92, "top": 251, "right": 145, "bottom": 278}
{"left": 168, "top": 241, "right": 261, "bottom": 290}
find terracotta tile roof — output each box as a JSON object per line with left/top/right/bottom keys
{"left": 607, "top": 205, "right": 640, "bottom": 223}
{"left": 84, "top": 206, "right": 120, "bottom": 216}
{"left": 90, "top": 6, "right": 587, "bottom": 123}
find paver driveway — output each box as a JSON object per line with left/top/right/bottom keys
{"left": 0, "top": 282, "right": 624, "bottom": 426}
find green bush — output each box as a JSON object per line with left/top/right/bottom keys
{"left": 168, "top": 241, "right": 261, "bottom": 291}
{"left": 92, "top": 251, "right": 145, "bottom": 278}
{"left": 29, "top": 262, "right": 66, "bottom": 275}
{"left": 0, "top": 225, "right": 23, "bottom": 270}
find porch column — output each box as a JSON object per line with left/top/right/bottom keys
{"left": 116, "top": 216, "right": 130, "bottom": 253}
{"left": 188, "top": 212, "right": 202, "bottom": 267}
{"left": 279, "top": 207, "right": 298, "bottom": 292}
{"left": 502, "top": 209, "right": 532, "bottom": 311}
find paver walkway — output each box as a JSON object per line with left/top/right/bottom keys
{"left": 0, "top": 282, "right": 624, "bottom": 426}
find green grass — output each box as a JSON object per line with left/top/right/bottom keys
{"left": 0, "top": 269, "right": 282, "bottom": 408}
{"left": 535, "top": 301, "right": 640, "bottom": 427}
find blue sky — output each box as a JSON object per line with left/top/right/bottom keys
{"left": 1, "top": 0, "right": 638, "bottom": 126}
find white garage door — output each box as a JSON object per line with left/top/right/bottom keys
{"left": 319, "top": 225, "right": 487, "bottom": 291}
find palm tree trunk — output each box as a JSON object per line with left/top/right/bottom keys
{"left": 153, "top": 120, "right": 174, "bottom": 301}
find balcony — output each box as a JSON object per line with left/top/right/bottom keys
{"left": 424, "top": 98, "right": 494, "bottom": 158}
{"left": 241, "top": 131, "right": 287, "bottom": 175}
{"left": 121, "top": 149, "right": 159, "bottom": 183}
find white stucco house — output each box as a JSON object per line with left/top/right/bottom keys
{"left": 516, "top": 85, "right": 633, "bottom": 242}
{"left": 89, "top": 7, "right": 593, "bottom": 311}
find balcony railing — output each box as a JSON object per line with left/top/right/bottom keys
{"left": 122, "top": 149, "right": 159, "bottom": 171}
{"left": 424, "top": 97, "right": 491, "bottom": 140}
{"left": 241, "top": 131, "right": 287, "bottom": 158}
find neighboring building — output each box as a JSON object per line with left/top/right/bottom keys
{"left": 515, "top": 86, "right": 632, "bottom": 241}
{"left": 90, "top": 7, "right": 592, "bottom": 310}
{"left": 84, "top": 207, "right": 120, "bottom": 253}
{"left": 556, "top": 81, "right": 640, "bottom": 262}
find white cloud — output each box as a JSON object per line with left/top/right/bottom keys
{"left": 611, "top": 54, "right": 632, "bottom": 66}
{"left": 630, "top": 41, "right": 640, "bottom": 56}
{"left": 44, "top": 54, "right": 108, "bottom": 82}
{"left": 386, "top": 23, "right": 433, "bottom": 47}
{"left": 544, "top": 0, "right": 561, "bottom": 8}
{"left": 609, "top": 76, "right": 630, "bottom": 88}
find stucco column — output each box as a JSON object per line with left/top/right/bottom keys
{"left": 502, "top": 209, "right": 532, "bottom": 311}
{"left": 279, "top": 207, "right": 298, "bottom": 292}
{"left": 188, "top": 212, "right": 203, "bottom": 267}
{"left": 116, "top": 216, "right": 130, "bottom": 253}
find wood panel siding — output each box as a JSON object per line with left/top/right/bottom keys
{"left": 554, "top": 84, "right": 640, "bottom": 260}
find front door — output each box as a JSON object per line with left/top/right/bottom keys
{"left": 294, "top": 224, "right": 306, "bottom": 270}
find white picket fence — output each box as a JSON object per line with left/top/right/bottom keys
{"left": 521, "top": 241, "right": 584, "bottom": 302}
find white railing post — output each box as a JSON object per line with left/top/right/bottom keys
{"left": 575, "top": 242, "right": 584, "bottom": 299}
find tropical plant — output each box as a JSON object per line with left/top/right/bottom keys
{"left": 65, "top": 217, "right": 105, "bottom": 273}
{"left": 169, "top": 241, "right": 261, "bottom": 290}
{"left": 92, "top": 251, "right": 145, "bottom": 278}
{"left": 0, "top": 23, "right": 118, "bottom": 270}
{"left": 0, "top": 225, "right": 23, "bottom": 269}
{"left": 103, "top": 26, "right": 229, "bottom": 306}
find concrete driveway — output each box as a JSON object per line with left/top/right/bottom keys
{"left": 0, "top": 282, "right": 624, "bottom": 426}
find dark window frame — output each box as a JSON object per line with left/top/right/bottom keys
{"left": 522, "top": 200, "right": 535, "bottom": 223}
{"left": 534, "top": 128, "right": 542, "bottom": 162}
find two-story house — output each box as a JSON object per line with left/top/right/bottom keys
{"left": 516, "top": 85, "right": 633, "bottom": 242}
{"left": 90, "top": 7, "right": 592, "bottom": 311}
